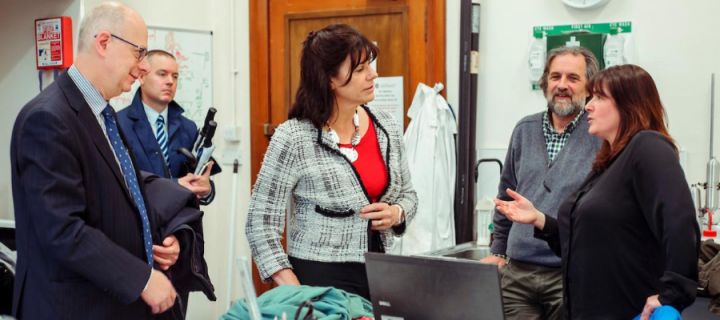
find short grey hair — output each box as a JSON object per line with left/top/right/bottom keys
{"left": 537, "top": 46, "right": 600, "bottom": 94}
{"left": 78, "top": 2, "right": 132, "bottom": 52}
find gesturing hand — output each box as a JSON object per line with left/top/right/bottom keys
{"left": 494, "top": 189, "right": 545, "bottom": 228}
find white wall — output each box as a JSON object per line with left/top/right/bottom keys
{"left": 1, "top": 0, "right": 252, "bottom": 318}
{"left": 0, "top": 0, "right": 81, "bottom": 220}
{"left": 447, "top": 0, "right": 720, "bottom": 189}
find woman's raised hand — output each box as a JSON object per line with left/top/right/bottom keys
{"left": 494, "top": 189, "right": 544, "bottom": 228}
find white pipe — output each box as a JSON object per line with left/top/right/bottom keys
{"left": 711, "top": 74, "right": 715, "bottom": 160}
{"left": 230, "top": 0, "right": 238, "bottom": 125}
{"left": 79, "top": 0, "right": 85, "bottom": 22}
{"left": 225, "top": 0, "right": 240, "bottom": 309}
{"left": 226, "top": 160, "right": 239, "bottom": 309}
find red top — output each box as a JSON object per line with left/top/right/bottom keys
{"left": 339, "top": 119, "right": 388, "bottom": 202}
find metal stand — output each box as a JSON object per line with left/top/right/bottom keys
{"left": 696, "top": 74, "right": 720, "bottom": 237}
{"left": 454, "top": 1, "right": 481, "bottom": 244}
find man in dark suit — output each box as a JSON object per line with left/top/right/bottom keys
{"left": 10, "top": 2, "right": 178, "bottom": 319}
{"left": 117, "top": 50, "right": 220, "bottom": 206}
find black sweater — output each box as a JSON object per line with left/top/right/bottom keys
{"left": 535, "top": 131, "right": 700, "bottom": 319}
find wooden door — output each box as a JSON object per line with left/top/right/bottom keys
{"left": 249, "top": 0, "right": 446, "bottom": 295}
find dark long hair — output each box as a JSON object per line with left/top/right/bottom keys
{"left": 288, "top": 24, "right": 378, "bottom": 128}
{"left": 588, "top": 64, "right": 677, "bottom": 171}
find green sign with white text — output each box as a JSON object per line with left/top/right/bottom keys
{"left": 534, "top": 21, "right": 632, "bottom": 35}
{"left": 531, "top": 21, "right": 633, "bottom": 90}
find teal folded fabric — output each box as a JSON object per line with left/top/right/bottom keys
{"left": 632, "top": 306, "right": 681, "bottom": 320}
{"left": 220, "top": 285, "right": 374, "bottom": 320}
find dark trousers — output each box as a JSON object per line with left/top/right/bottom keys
{"left": 501, "top": 259, "right": 563, "bottom": 320}
{"left": 289, "top": 256, "right": 371, "bottom": 301}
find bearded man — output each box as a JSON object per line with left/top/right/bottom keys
{"left": 479, "top": 46, "right": 603, "bottom": 320}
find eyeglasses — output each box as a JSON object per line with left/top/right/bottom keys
{"left": 95, "top": 33, "right": 148, "bottom": 61}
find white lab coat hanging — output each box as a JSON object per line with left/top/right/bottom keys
{"left": 390, "top": 83, "right": 457, "bottom": 255}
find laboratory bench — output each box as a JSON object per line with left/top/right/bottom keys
{"left": 424, "top": 242, "right": 717, "bottom": 319}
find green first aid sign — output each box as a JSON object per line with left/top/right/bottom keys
{"left": 531, "top": 21, "right": 632, "bottom": 90}
{"left": 547, "top": 33, "right": 606, "bottom": 69}
{"left": 534, "top": 21, "right": 632, "bottom": 35}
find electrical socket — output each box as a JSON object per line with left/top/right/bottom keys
{"left": 223, "top": 125, "right": 241, "bottom": 142}
{"left": 220, "top": 147, "right": 242, "bottom": 166}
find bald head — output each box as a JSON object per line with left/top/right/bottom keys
{"left": 78, "top": 1, "right": 144, "bottom": 53}
{"left": 74, "top": 1, "right": 149, "bottom": 100}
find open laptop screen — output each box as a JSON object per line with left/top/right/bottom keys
{"left": 365, "top": 253, "right": 505, "bottom": 320}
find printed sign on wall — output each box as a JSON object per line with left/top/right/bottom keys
{"left": 36, "top": 18, "right": 64, "bottom": 67}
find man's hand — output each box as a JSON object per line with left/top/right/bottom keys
{"left": 141, "top": 270, "right": 177, "bottom": 314}
{"left": 153, "top": 235, "right": 180, "bottom": 271}
{"left": 480, "top": 254, "right": 507, "bottom": 270}
{"left": 177, "top": 161, "right": 213, "bottom": 199}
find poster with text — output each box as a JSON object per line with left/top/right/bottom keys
{"left": 368, "top": 76, "right": 404, "bottom": 128}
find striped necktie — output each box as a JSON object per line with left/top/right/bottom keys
{"left": 156, "top": 115, "right": 170, "bottom": 168}
{"left": 101, "top": 105, "right": 154, "bottom": 265}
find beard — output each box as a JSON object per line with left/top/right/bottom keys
{"left": 546, "top": 89, "right": 585, "bottom": 117}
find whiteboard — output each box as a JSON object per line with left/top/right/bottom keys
{"left": 110, "top": 26, "right": 213, "bottom": 127}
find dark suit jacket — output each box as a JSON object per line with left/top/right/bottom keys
{"left": 10, "top": 72, "right": 156, "bottom": 319}
{"left": 117, "top": 89, "right": 221, "bottom": 180}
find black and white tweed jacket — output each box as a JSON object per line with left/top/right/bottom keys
{"left": 246, "top": 106, "right": 418, "bottom": 282}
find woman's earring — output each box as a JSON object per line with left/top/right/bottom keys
{"left": 353, "top": 112, "right": 360, "bottom": 127}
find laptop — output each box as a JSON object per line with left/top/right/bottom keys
{"left": 365, "top": 253, "right": 505, "bottom": 320}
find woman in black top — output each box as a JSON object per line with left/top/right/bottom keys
{"left": 494, "top": 64, "right": 700, "bottom": 320}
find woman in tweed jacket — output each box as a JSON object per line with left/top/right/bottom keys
{"left": 245, "top": 24, "right": 417, "bottom": 300}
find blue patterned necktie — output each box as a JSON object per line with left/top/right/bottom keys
{"left": 102, "top": 105, "right": 154, "bottom": 265}
{"left": 156, "top": 115, "right": 170, "bottom": 168}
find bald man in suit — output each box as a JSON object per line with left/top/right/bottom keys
{"left": 10, "top": 2, "right": 178, "bottom": 319}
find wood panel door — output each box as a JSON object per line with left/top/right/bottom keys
{"left": 249, "top": 0, "right": 446, "bottom": 295}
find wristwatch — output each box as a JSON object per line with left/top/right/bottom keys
{"left": 392, "top": 204, "right": 404, "bottom": 226}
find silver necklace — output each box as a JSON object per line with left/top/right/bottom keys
{"left": 328, "top": 109, "right": 361, "bottom": 162}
